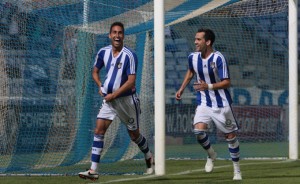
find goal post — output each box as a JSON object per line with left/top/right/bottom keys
{"left": 288, "top": 0, "right": 298, "bottom": 160}
{"left": 154, "top": 0, "right": 166, "bottom": 176}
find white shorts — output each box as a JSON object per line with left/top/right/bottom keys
{"left": 193, "top": 105, "right": 239, "bottom": 134}
{"left": 97, "top": 94, "right": 141, "bottom": 131}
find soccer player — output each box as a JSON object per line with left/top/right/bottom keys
{"left": 78, "top": 22, "right": 154, "bottom": 181}
{"left": 175, "top": 28, "right": 242, "bottom": 180}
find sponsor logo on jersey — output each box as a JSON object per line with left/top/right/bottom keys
{"left": 210, "top": 62, "right": 215, "bottom": 69}
{"left": 128, "top": 118, "right": 134, "bottom": 124}
{"left": 118, "top": 62, "right": 122, "bottom": 69}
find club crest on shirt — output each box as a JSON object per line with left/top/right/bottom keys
{"left": 118, "top": 62, "right": 122, "bottom": 69}
{"left": 128, "top": 118, "right": 134, "bottom": 124}
{"left": 210, "top": 62, "right": 216, "bottom": 69}
{"left": 225, "top": 119, "right": 234, "bottom": 129}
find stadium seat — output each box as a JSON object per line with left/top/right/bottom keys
{"left": 214, "top": 43, "right": 227, "bottom": 52}
{"left": 242, "top": 65, "right": 256, "bottom": 80}
{"left": 165, "top": 51, "right": 174, "bottom": 58}
{"left": 229, "top": 65, "right": 240, "bottom": 79}
{"left": 178, "top": 70, "right": 187, "bottom": 79}
{"left": 257, "top": 31, "right": 271, "bottom": 40}
{"left": 165, "top": 64, "right": 175, "bottom": 71}
{"left": 174, "top": 51, "right": 188, "bottom": 63}
{"left": 165, "top": 38, "right": 178, "bottom": 52}
{"left": 165, "top": 87, "right": 176, "bottom": 104}
{"left": 257, "top": 79, "right": 270, "bottom": 89}
{"left": 165, "top": 51, "right": 176, "bottom": 63}
{"left": 167, "top": 70, "right": 179, "bottom": 79}
{"left": 258, "top": 18, "right": 271, "bottom": 28}
{"left": 176, "top": 64, "right": 187, "bottom": 72}
{"left": 234, "top": 79, "right": 256, "bottom": 88}
{"left": 228, "top": 57, "right": 240, "bottom": 65}
{"left": 166, "top": 78, "right": 175, "bottom": 86}
{"left": 272, "top": 44, "right": 286, "bottom": 63}
{"left": 174, "top": 38, "right": 189, "bottom": 52}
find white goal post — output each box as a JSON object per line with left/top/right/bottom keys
{"left": 154, "top": 0, "right": 166, "bottom": 176}
{"left": 288, "top": 0, "right": 298, "bottom": 160}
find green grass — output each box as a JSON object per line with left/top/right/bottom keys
{"left": 165, "top": 142, "right": 289, "bottom": 158}
{"left": 1, "top": 160, "right": 300, "bottom": 184}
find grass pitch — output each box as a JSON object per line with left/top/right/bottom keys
{"left": 1, "top": 159, "right": 300, "bottom": 184}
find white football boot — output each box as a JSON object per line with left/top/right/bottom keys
{"left": 205, "top": 152, "right": 217, "bottom": 173}
{"left": 233, "top": 171, "right": 242, "bottom": 180}
{"left": 144, "top": 154, "right": 155, "bottom": 175}
{"left": 78, "top": 169, "right": 99, "bottom": 181}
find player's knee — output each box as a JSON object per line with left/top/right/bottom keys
{"left": 225, "top": 132, "right": 236, "bottom": 140}
{"left": 94, "top": 129, "right": 106, "bottom": 135}
{"left": 128, "top": 130, "right": 140, "bottom": 142}
{"left": 194, "top": 129, "right": 207, "bottom": 139}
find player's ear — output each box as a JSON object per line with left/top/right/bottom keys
{"left": 206, "top": 40, "right": 211, "bottom": 46}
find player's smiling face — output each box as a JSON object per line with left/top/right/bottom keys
{"left": 194, "top": 32, "right": 207, "bottom": 52}
{"left": 109, "top": 25, "right": 124, "bottom": 50}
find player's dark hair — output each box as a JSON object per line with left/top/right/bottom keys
{"left": 110, "top": 22, "right": 124, "bottom": 33}
{"left": 197, "top": 28, "right": 215, "bottom": 46}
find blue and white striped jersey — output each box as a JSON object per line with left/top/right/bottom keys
{"left": 188, "top": 51, "right": 232, "bottom": 107}
{"left": 94, "top": 45, "right": 137, "bottom": 97}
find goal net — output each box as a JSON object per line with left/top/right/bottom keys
{"left": 164, "top": 0, "right": 290, "bottom": 160}
{"left": 0, "top": 0, "right": 292, "bottom": 176}
{"left": 0, "top": 0, "right": 155, "bottom": 175}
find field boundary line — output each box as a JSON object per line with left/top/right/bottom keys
{"left": 96, "top": 159, "right": 294, "bottom": 184}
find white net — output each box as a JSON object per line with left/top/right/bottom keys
{"left": 0, "top": 0, "right": 155, "bottom": 175}
{"left": 0, "top": 0, "right": 295, "bottom": 176}
{"left": 164, "top": 0, "right": 290, "bottom": 159}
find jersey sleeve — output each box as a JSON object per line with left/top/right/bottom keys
{"left": 216, "top": 56, "right": 229, "bottom": 80}
{"left": 126, "top": 52, "right": 138, "bottom": 75}
{"left": 188, "top": 54, "right": 194, "bottom": 71}
{"left": 93, "top": 50, "right": 105, "bottom": 69}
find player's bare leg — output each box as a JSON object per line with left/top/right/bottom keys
{"left": 78, "top": 119, "right": 111, "bottom": 181}
{"left": 226, "top": 133, "right": 242, "bottom": 180}
{"left": 128, "top": 129, "right": 154, "bottom": 175}
{"left": 194, "top": 123, "right": 217, "bottom": 173}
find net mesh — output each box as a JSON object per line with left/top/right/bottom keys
{"left": 165, "top": 0, "right": 289, "bottom": 160}
{"left": 0, "top": 0, "right": 294, "bottom": 176}
{"left": 0, "top": 0, "right": 155, "bottom": 175}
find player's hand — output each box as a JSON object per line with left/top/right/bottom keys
{"left": 175, "top": 90, "right": 183, "bottom": 101}
{"left": 98, "top": 86, "right": 104, "bottom": 96}
{"left": 104, "top": 93, "right": 115, "bottom": 102}
{"left": 193, "top": 80, "right": 208, "bottom": 91}
{"left": 193, "top": 81, "right": 201, "bottom": 91}
{"left": 98, "top": 90, "right": 104, "bottom": 97}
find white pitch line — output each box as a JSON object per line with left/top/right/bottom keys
{"left": 93, "top": 159, "right": 294, "bottom": 184}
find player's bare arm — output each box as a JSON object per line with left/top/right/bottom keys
{"left": 104, "top": 74, "right": 136, "bottom": 102}
{"left": 194, "top": 79, "right": 231, "bottom": 91}
{"left": 92, "top": 67, "right": 103, "bottom": 96}
{"left": 176, "top": 69, "right": 194, "bottom": 100}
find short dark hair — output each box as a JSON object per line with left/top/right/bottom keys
{"left": 197, "top": 28, "right": 215, "bottom": 45}
{"left": 110, "top": 22, "right": 124, "bottom": 33}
